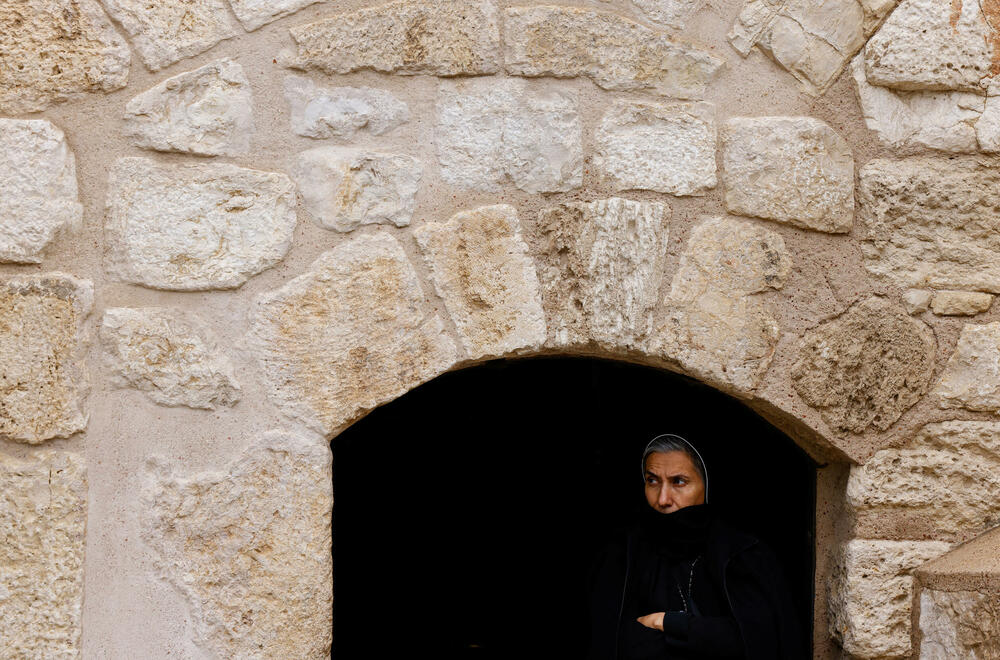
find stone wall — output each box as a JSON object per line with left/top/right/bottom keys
{"left": 2, "top": 0, "right": 1000, "bottom": 657}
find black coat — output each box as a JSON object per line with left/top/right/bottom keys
{"left": 585, "top": 515, "right": 807, "bottom": 660}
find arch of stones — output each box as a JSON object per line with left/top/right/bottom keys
{"left": 3, "top": 0, "right": 1000, "bottom": 657}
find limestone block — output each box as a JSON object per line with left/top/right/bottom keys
{"left": 143, "top": 431, "right": 332, "bottom": 659}
{"left": 919, "top": 589, "right": 1000, "bottom": 659}
{"left": 99, "top": 0, "right": 239, "bottom": 72}
{"left": 105, "top": 157, "right": 297, "bottom": 291}
{"left": 790, "top": 296, "right": 936, "bottom": 433}
{"left": 594, "top": 100, "right": 716, "bottom": 196}
{"left": 859, "top": 157, "right": 1000, "bottom": 293}
{"left": 829, "top": 540, "right": 952, "bottom": 659}
{"left": 0, "top": 119, "right": 83, "bottom": 263}
{"left": 651, "top": 216, "right": 791, "bottom": 395}
{"left": 930, "top": 290, "right": 994, "bottom": 316}
{"left": 0, "top": 451, "right": 86, "bottom": 657}
{"left": 532, "top": 198, "right": 671, "bottom": 351}
{"left": 978, "top": 88, "right": 1000, "bottom": 152}
{"left": 413, "top": 205, "right": 546, "bottom": 360}
{"left": 864, "top": 0, "right": 997, "bottom": 92}
{"left": 245, "top": 233, "right": 459, "bottom": 437}
{"left": 0, "top": 0, "right": 130, "bottom": 114}
{"left": 436, "top": 78, "right": 582, "bottom": 194}
{"left": 902, "top": 289, "right": 933, "bottom": 315}
{"left": 100, "top": 307, "right": 240, "bottom": 410}
{"left": 722, "top": 116, "right": 854, "bottom": 233}
{"left": 935, "top": 322, "right": 1000, "bottom": 413}
{"left": 630, "top": 0, "right": 706, "bottom": 29}
{"left": 230, "top": 0, "right": 319, "bottom": 31}
{"left": 728, "top": 0, "right": 897, "bottom": 94}
{"left": 280, "top": 0, "right": 501, "bottom": 77}
{"left": 0, "top": 274, "right": 93, "bottom": 444}
{"left": 503, "top": 5, "right": 724, "bottom": 99}
{"left": 284, "top": 75, "right": 410, "bottom": 141}
{"left": 291, "top": 147, "right": 422, "bottom": 232}
{"left": 123, "top": 58, "right": 253, "bottom": 157}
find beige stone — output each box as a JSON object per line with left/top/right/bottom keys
{"left": 142, "top": 431, "right": 332, "bottom": 659}
{"left": 630, "top": 0, "right": 705, "bottom": 29}
{"left": 930, "top": 290, "right": 994, "bottom": 316}
{"left": 0, "top": 0, "right": 130, "bottom": 114}
{"left": 283, "top": 75, "right": 410, "bottom": 141}
{"left": 105, "top": 157, "right": 297, "bottom": 291}
{"left": 99, "top": 0, "right": 239, "bottom": 72}
{"left": 791, "top": 296, "right": 936, "bottom": 433}
{"left": 280, "top": 0, "right": 501, "bottom": 77}
{"left": 722, "top": 116, "right": 854, "bottom": 233}
{"left": 0, "top": 119, "right": 83, "bottom": 263}
{"left": 245, "top": 233, "right": 459, "bottom": 437}
{"left": 229, "top": 0, "right": 319, "bottom": 31}
{"left": 532, "top": 198, "right": 671, "bottom": 352}
{"left": 849, "top": 421, "right": 1000, "bottom": 540}
{"left": 122, "top": 58, "right": 254, "bottom": 157}
{"left": 100, "top": 307, "right": 240, "bottom": 410}
{"left": 903, "top": 289, "right": 933, "bottom": 315}
{"left": 503, "top": 5, "right": 724, "bottom": 99}
{"left": 859, "top": 157, "right": 1000, "bottom": 293}
{"left": 829, "top": 539, "right": 952, "bottom": 659}
{"left": 290, "top": 147, "right": 422, "bottom": 233}
{"left": 413, "top": 205, "right": 546, "bottom": 360}
{"left": 935, "top": 322, "right": 1000, "bottom": 413}
{"left": 0, "top": 450, "right": 86, "bottom": 658}
{"left": 651, "top": 216, "right": 791, "bottom": 395}
{"left": 0, "top": 273, "right": 93, "bottom": 444}
{"left": 919, "top": 588, "right": 1000, "bottom": 659}
{"left": 594, "top": 100, "right": 716, "bottom": 196}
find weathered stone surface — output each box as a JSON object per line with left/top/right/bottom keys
{"left": 864, "top": 0, "right": 998, "bottom": 92}
{"left": 100, "top": 307, "right": 240, "bottom": 410}
{"left": 0, "top": 451, "right": 86, "bottom": 658}
{"left": 859, "top": 157, "right": 1000, "bottom": 293}
{"left": 291, "top": 147, "right": 422, "bottom": 233}
{"left": 0, "top": 274, "right": 93, "bottom": 444}
{"left": 651, "top": 216, "right": 791, "bottom": 394}
{"left": 0, "top": 119, "right": 83, "bottom": 263}
{"left": 99, "top": 0, "right": 239, "bottom": 72}
{"left": 979, "top": 88, "right": 1000, "bottom": 152}
{"left": 594, "top": 100, "right": 716, "bottom": 196}
{"left": 728, "top": 0, "right": 897, "bottom": 94}
{"left": 142, "top": 431, "right": 331, "bottom": 659}
{"left": 919, "top": 588, "right": 1000, "bottom": 659}
{"left": 436, "top": 78, "right": 582, "bottom": 194}
{"left": 935, "top": 323, "right": 1000, "bottom": 413}
{"left": 229, "top": 0, "right": 319, "bottom": 31}
{"left": 849, "top": 421, "right": 1000, "bottom": 539}
{"left": 413, "top": 205, "right": 546, "bottom": 360}
{"left": 791, "top": 296, "right": 936, "bottom": 433}
{"left": 123, "top": 58, "right": 254, "bottom": 157}
{"left": 280, "top": 0, "right": 501, "bottom": 77}
{"left": 245, "top": 233, "right": 459, "bottom": 437}
{"left": 504, "top": 5, "right": 724, "bottom": 99}
{"left": 284, "top": 75, "right": 410, "bottom": 141}
{"left": 930, "top": 290, "right": 994, "bottom": 316}
{"left": 903, "top": 289, "right": 932, "bottom": 315}
{"left": 630, "top": 0, "right": 705, "bottom": 29}
{"left": 532, "top": 198, "right": 671, "bottom": 351}
{"left": 105, "top": 157, "right": 297, "bottom": 291}
{"left": 722, "top": 116, "right": 854, "bottom": 232}
{"left": 0, "top": 0, "right": 130, "bottom": 114}
{"left": 829, "top": 540, "right": 952, "bottom": 659}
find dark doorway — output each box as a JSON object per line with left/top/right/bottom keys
{"left": 331, "top": 357, "right": 815, "bottom": 658}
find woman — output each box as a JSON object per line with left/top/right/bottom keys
{"left": 585, "top": 434, "right": 806, "bottom": 659}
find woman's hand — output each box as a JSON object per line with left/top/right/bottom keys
{"left": 637, "top": 612, "right": 665, "bottom": 630}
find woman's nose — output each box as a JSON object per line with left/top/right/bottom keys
{"left": 657, "top": 487, "right": 672, "bottom": 507}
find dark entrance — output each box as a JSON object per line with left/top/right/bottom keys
{"left": 331, "top": 357, "right": 816, "bottom": 658}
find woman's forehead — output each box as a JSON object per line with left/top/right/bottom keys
{"left": 645, "top": 450, "right": 698, "bottom": 474}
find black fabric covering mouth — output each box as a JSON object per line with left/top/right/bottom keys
{"left": 637, "top": 502, "right": 712, "bottom": 560}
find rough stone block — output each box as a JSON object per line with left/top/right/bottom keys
{"left": 594, "top": 100, "right": 716, "bottom": 196}
{"left": 791, "top": 296, "right": 936, "bottom": 433}
{"left": 284, "top": 75, "right": 410, "bottom": 141}
{"left": 930, "top": 290, "right": 994, "bottom": 316}
{"left": 291, "top": 147, "right": 422, "bottom": 233}
{"left": 902, "top": 289, "right": 933, "bottom": 315}
{"left": 0, "top": 119, "right": 83, "bottom": 263}
{"left": 630, "top": 0, "right": 706, "bottom": 29}
{"left": 935, "top": 322, "right": 1000, "bottom": 413}
{"left": 245, "top": 233, "right": 459, "bottom": 437}
{"left": 230, "top": 0, "right": 319, "bottom": 31}
{"left": 413, "top": 205, "right": 546, "bottom": 360}
{"left": 105, "top": 157, "right": 297, "bottom": 291}
{"left": 722, "top": 116, "right": 854, "bottom": 233}
{"left": 0, "top": 273, "right": 93, "bottom": 444}
{"left": 919, "top": 588, "right": 1000, "bottom": 659}
{"left": 143, "top": 431, "right": 332, "bottom": 659}
{"left": 504, "top": 5, "right": 724, "bottom": 99}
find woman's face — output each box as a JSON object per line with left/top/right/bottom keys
{"left": 643, "top": 450, "right": 706, "bottom": 514}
